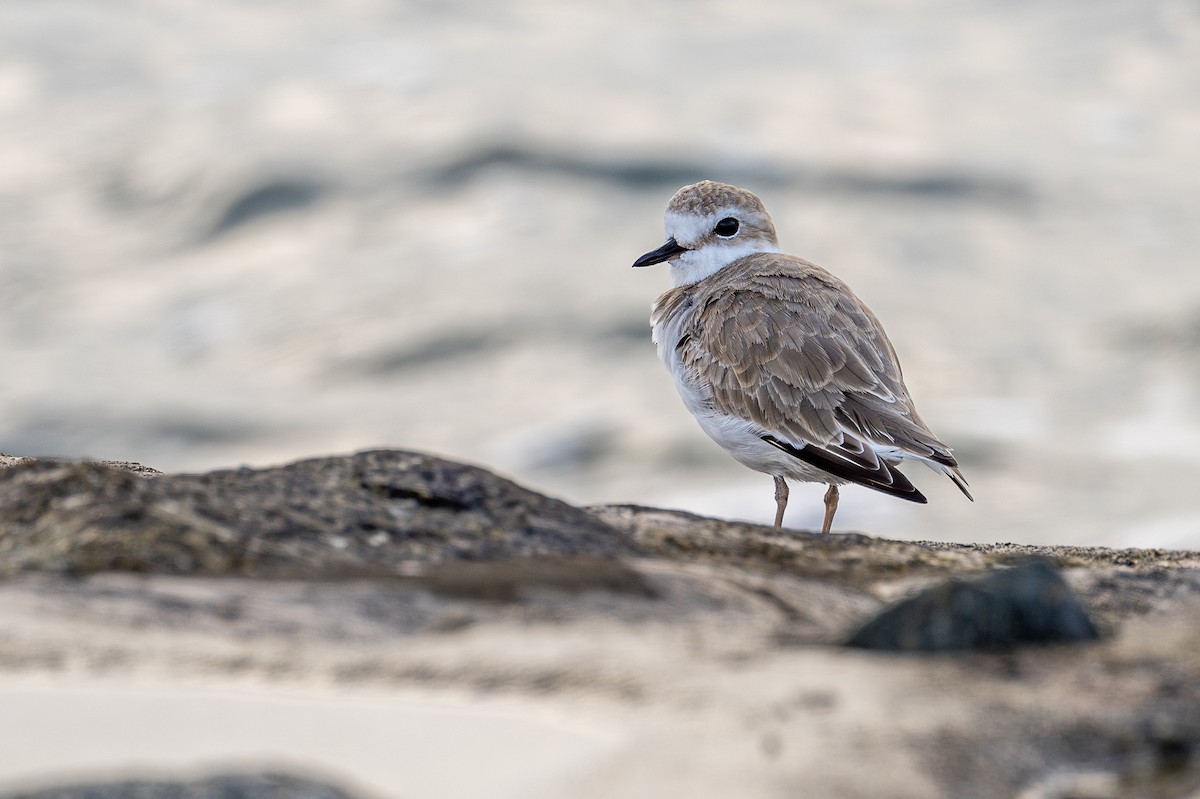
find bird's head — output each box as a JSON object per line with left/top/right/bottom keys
{"left": 633, "top": 180, "right": 781, "bottom": 286}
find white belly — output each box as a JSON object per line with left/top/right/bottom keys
{"left": 692, "top": 409, "right": 846, "bottom": 485}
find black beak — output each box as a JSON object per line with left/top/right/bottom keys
{"left": 632, "top": 237, "right": 688, "bottom": 267}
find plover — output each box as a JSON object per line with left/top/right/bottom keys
{"left": 633, "top": 180, "right": 971, "bottom": 532}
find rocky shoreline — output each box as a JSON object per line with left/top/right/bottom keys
{"left": 1, "top": 450, "right": 1198, "bottom": 798}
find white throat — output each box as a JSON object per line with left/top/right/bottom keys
{"left": 669, "top": 241, "right": 780, "bottom": 287}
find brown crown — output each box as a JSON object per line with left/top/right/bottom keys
{"left": 665, "top": 180, "right": 768, "bottom": 216}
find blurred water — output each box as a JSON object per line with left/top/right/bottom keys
{"left": 1, "top": 0, "right": 1198, "bottom": 546}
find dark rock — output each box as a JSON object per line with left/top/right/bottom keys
{"left": 0, "top": 450, "right": 636, "bottom": 578}
{"left": 845, "top": 558, "right": 1100, "bottom": 651}
{"left": 0, "top": 772, "right": 362, "bottom": 799}
{"left": 0, "top": 454, "right": 160, "bottom": 477}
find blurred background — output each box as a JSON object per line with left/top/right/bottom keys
{"left": 1, "top": 0, "right": 1198, "bottom": 547}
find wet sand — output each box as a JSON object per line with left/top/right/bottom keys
{"left": 0, "top": 677, "right": 620, "bottom": 798}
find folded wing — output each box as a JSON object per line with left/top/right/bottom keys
{"left": 679, "top": 254, "right": 972, "bottom": 501}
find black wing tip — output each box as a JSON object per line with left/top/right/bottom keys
{"left": 763, "top": 435, "right": 928, "bottom": 503}
{"left": 949, "top": 471, "right": 974, "bottom": 502}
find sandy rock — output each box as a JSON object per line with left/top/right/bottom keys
{"left": 0, "top": 450, "right": 634, "bottom": 578}
{"left": 1, "top": 451, "right": 1199, "bottom": 798}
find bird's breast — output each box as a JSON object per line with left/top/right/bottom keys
{"left": 651, "top": 291, "right": 714, "bottom": 417}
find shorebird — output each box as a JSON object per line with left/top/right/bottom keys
{"left": 633, "top": 180, "right": 971, "bottom": 532}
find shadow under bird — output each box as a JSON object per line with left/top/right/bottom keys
{"left": 633, "top": 180, "right": 972, "bottom": 532}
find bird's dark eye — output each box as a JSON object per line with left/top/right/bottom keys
{"left": 714, "top": 217, "right": 739, "bottom": 237}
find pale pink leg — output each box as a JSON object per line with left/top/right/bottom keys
{"left": 773, "top": 476, "right": 789, "bottom": 528}
{"left": 821, "top": 484, "right": 839, "bottom": 534}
